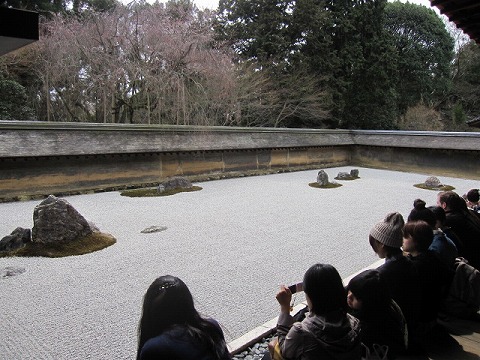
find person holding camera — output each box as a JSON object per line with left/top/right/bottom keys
{"left": 264, "top": 263, "right": 362, "bottom": 360}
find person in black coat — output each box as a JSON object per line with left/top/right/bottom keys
{"left": 369, "top": 212, "right": 422, "bottom": 354}
{"left": 408, "top": 199, "right": 458, "bottom": 267}
{"left": 402, "top": 221, "right": 454, "bottom": 338}
{"left": 437, "top": 191, "right": 480, "bottom": 269}
{"left": 347, "top": 269, "right": 408, "bottom": 359}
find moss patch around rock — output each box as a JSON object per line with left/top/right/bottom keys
{"left": 333, "top": 176, "right": 360, "bottom": 181}
{"left": 413, "top": 184, "right": 455, "bottom": 191}
{"left": 308, "top": 182, "right": 343, "bottom": 189}
{"left": 120, "top": 186, "right": 202, "bottom": 197}
{"left": 0, "top": 232, "right": 116, "bottom": 258}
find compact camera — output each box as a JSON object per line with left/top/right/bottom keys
{"left": 288, "top": 283, "right": 303, "bottom": 294}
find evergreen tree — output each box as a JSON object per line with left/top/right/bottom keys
{"left": 385, "top": 1, "right": 454, "bottom": 113}
{"left": 216, "top": 0, "right": 293, "bottom": 67}
{"left": 341, "top": 0, "right": 398, "bottom": 129}
{"left": 216, "top": 0, "right": 330, "bottom": 127}
{"left": 0, "top": 79, "right": 35, "bottom": 120}
{"left": 216, "top": 0, "right": 400, "bottom": 129}
{"left": 451, "top": 41, "right": 480, "bottom": 120}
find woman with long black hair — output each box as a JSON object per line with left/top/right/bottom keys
{"left": 137, "top": 275, "right": 231, "bottom": 360}
{"left": 266, "top": 263, "right": 362, "bottom": 360}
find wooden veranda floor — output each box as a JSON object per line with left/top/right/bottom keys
{"left": 400, "top": 315, "right": 480, "bottom": 360}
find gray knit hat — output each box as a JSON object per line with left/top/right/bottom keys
{"left": 369, "top": 212, "right": 405, "bottom": 248}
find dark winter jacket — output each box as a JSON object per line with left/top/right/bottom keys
{"left": 445, "top": 209, "right": 480, "bottom": 269}
{"left": 430, "top": 229, "right": 458, "bottom": 267}
{"left": 377, "top": 253, "right": 421, "bottom": 333}
{"left": 139, "top": 321, "right": 230, "bottom": 360}
{"left": 350, "top": 300, "right": 407, "bottom": 359}
{"left": 409, "top": 251, "right": 454, "bottom": 323}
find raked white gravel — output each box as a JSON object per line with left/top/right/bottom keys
{"left": 1, "top": 166, "right": 478, "bottom": 359}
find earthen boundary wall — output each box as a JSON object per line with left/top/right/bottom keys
{"left": 0, "top": 121, "right": 478, "bottom": 200}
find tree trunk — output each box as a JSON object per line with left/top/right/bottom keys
{"left": 147, "top": 91, "right": 151, "bottom": 125}
{"left": 182, "top": 79, "right": 187, "bottom": 125}
{"left": 103, "top": 91, "right": 107, "bottom": 123}
{"left": 46, "top": 72, "right": 51, "bottom": 122}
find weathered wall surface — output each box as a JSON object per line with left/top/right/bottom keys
{"left": 0, "top": 121, "right": 479, "bottom": 201}
{"left": 0, "top": 121, "right": 353, "bottom": 156}
{"left": 352, "top": 146, "right": 480, "bottom": 180}
{"left": 351, "top": 131, "right": 480, "bottom": 179}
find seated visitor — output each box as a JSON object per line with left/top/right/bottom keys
{"left": 369, "top": 212, "right": 421, "bottom": 351}
{"left": 136, "top": 275, "right": 231, "bottom": 360}
{"left": 265, "top": 263, "right": 362, "bottom": 360}
{"left": 437, "top": 190, "right": 480, "bottom": 269}
{"left": 347, "top": 269, "right": 408, "bottom": 359}
{"left": 407, "top": 199, "right": 457, "bottom": 267}
{"left": 465, "top": 188, "right": 480, "bottom": 215}
{"left": 402, "top": 221, "right": 454, "bottom": 337}
{"left": 428, "top": 205, "right": 464, "bottom": 257}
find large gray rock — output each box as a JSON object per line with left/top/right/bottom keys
{"left": 316, "top": 170, "right": 329, "bottom": 186}
{"left": 157, "top": 177, "right": 192, "bottom": 193}
{"left": 424, "top": 176, "right": 442, "bottom": 188}
{"left": 0, "top": 227, "right": 31, "bottom": 251}
{"left": 350, "top": 169, "right": 359, "bottom": 177}
{"left": 32, "top": 195, "right": 97, "bottom": 244}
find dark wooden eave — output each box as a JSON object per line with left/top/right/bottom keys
{"left": 0, "top": 7, "right": 39, "bottom": 56}
{"left": 430, "top": 0, "right": 480, "bottom": 44}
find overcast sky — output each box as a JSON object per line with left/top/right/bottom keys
{"left": 121, "top": 0, "right": 434, "bottom": 12}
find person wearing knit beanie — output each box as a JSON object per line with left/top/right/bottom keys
{"left": 369, "top": 212, "right": 405, "bottom": 250}
{"left": 369, "top": 212, "right": 422, "bottom": 354}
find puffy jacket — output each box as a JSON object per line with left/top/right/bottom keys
{"left": 277, "top": 310, "right": 362, "bottom": 360}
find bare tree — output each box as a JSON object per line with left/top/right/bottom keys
{"left": 23, "top": 1, "right": 328, "bottom": 126}
{"left": 34, "top": 2, "right": 239, "bottom": 125}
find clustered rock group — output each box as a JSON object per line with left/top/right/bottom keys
{"left": 0, "top": 195, "right": 100, "bottom": 253}
{"left": 316, "top": 168, "right": 360, "bottom": 186}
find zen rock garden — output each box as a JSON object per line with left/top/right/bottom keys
{"left": 0, "top": 195, "right": 116, "bottom": 259}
